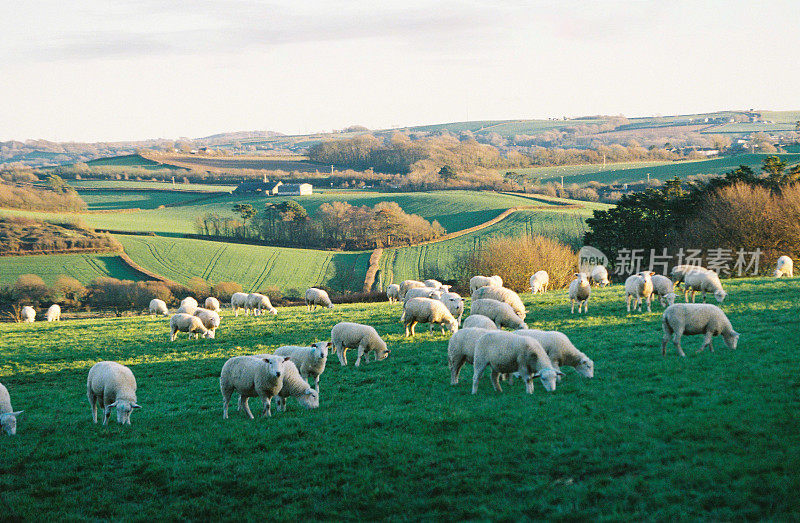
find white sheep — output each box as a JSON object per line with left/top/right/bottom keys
{"left": 86, "top": 361, "right": 141, "bottom": 425}
{"left": 447, "top": 327, "right": 492, "bottom": 385}
{"left": 204, "top": 296, "right": 221, "bottom": 312}
{"left": 424, "top": 279, "right": 443, "bottom": 288}
{"left": 149, "top": 298, "right": 169, "bottom": 316}
{"left": 400, "top": 279, "right": 426, "bottom": 298}
{"left": 20, "top": 306, "right": 35, "bottom": 323}
{"left": 661, "top": 303, "right": 739, "bottom": 357}
{"left": 247, "top": 292, "right": 277, "bottom": 315}
{"left": 469, "top": 275, "right": 503, "bottom": 294}
{"left": 386, "top": 284, "right": 401, "bottom": 303}
{"left": 179, "top": 296, "right": 198, "bottom": 314}
{"left": 462, "top": 314, "right": 499, "bottom": 330}
{"left": 45, "top": 304, "right": 61, "bottom": 322}
{"left": 305, "top": 288, "right": 334, "bottom": 310}
{"left": 330, "top": 322, "right": 390, "bottom": 366}
{"left": 193, "top": 308, "right": 221, "bottom": 338}
{"left": 471, "top": 286, "right": 526, "bottom": 320}
{"left": 670, "top": 265, "right": 712, "bottom": 289}
{"left": 219, "top": 355, "right": 288, "bottom": 418}
{"left": 275, "top": 360, "right": 320, "bottom": 412}
{"left": 530, "top": 270, "right": 550, "bottom": 294}
{"left": 774, "top": 256, "right": 794, "bottom": 278}
{"left": 568, "top": 273, "right": 591, "bottom": 314}
{"left": 401, "top": 297, "right": 459, "bottom": 337}
{"left": 469, "top": 299, "right": 526, "bottom": 330}
{"left": 625, "top": 271, "right": 655, "bottom": 313}
{"left": 651, "top": 275, "right": 677, "bottom": 307}
{"left": 438, "top": 291, "right": 464, "bottom": 326}
{"left": 231, "top": 292, "right": 249, "bottom": 316}
{"left": 169, "top": 313, "right": 211, "bottom": 341}
{"left": 515, "top": 329, "right": 594, "bottom": 379}
{"left": 684, "top": 271, "right": 727, "bottom": 303}
{"left": 471, "top": 331, "right": 561, "bottom": 394}
{"left": 273, "top": 341, "right": 330, "bottom": 390}
{"left": 590, "top": 266, "right": 610, "bottom": 287}
{"left": 0, "top": 382, "right": 23, "bottom": 436}
{"left": 403, "top": 286, "right": 441, "bottom": 303}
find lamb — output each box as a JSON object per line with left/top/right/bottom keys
{"left": 403, "top": 286, "right": 441, "bottom": 303}
{"left": 273, "top": 341, "right": 330, "bottom": 390}
{"left": 219, "top": 355, "right": 288, "bottom": 418}
{"left": 401, "top": 297, "right": 459, "bottom": 337}
{"left": 400, "top": 279, "right": 426, "bottom": 298}
{"left": 178, "top": 296, "right": 199, "bottom": 314}
{"left": 515, "top": 329, "right": 594, "bottom": 379}
{"left": 275, "top": 360, "right": 320, "bottom": 412}
{"left": 670, "top": 265, "right": 712, "bottom": 289}
{"left": 590, "top": 265, "right": 610, "bottom": 287}
{"left": 651, "top": 275, "right": 677, "bottom": 307}
{"left": 568, "top": 273, "right": 591, "bottom": 314}
{"left": 20, "top": 306, "right": 35, "bottom": 323}
{"left": 684, "top": 271, "right": 727, "bottom": 303}
{"left": 0, "top": 382, "right": 23, "bottom": 436}
{"left": 386, "top": 284, "right": 401, "bottom": 303}
{"left": 86, "top": 361, "right": 141, "bottom": 425}
{"left": 471, "top": 331, "right": 561, "bottom": 394}
{"left": 625, "top": 271, "right": 655, "bottom": 313}
{"left": 447, "top": 327, "right": 491, "bottom": 385}
{"left": 204, "top": 297, "right": 221, "bottom": 312}
{"left": 774, "top": 256, "right": 794, "bottom": 278}
{"left": 469, "top": 275, "right": 503, "bottom": 294}
{"left": 193, "top": 308, "right": 221, "bottom": 338}
{"left": 471, "top": 286, "right": 526, "bottom": 320}
{"left": 231, "top": 292, "right": 249, "bottom": 316}
{"left": 469, "top": 299, "right": 526, "bottom": 330}
{"left": 169, "top": 313, "right": 211, "bottom": 341}
{"left": 330, "top": 322, "right": 390, "bottom": 366}
{"left": 530, "top": 270, "right": 549, "bottom": 294}
{"left": 462, "top": 314, "right": 499, "bottom": 330}
{"left": 45, "top": 304, "right": 61, "bottom": 322}
{"left": 305, "top": 287, "right": 334, "bottom": 310}
{"left": 661, "top": 303, "right": 739, "bottom": 357}
{"left": 438, "top": 291, "right": 464, "bottom": 326}
{"left": 247, "top": 292, "right": 278, "bottom": 315}
{"left": 149, "top": 298, "right": 169, "bottom": 316}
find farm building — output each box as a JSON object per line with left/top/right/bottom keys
{"left": 276, "top": 183, "right": 313, "bottom": 196}
{"left": 233, "top": 180, "right": 283, "bottom": 195}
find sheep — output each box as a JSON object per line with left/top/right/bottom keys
{"left": 149, "top": 298, "right": 169, "bottom": 316}
{"left": 530, "top": 270, "right": 549, "bottom": 294}
{"left": 469, "top": 275, "right": 503, "bottom": 294}
{"left": 651, "top": 275, "right": 677, "bottom": 307}
{"left": 625, "top": 271, "right": 655, "bottom": 313}
{"left": 193, "top": 308, "right": 221, "bottom": 338}
{"left": 404, "top": 286, "right": 441, "bottom": 303}
{"left": 86, "top": 361, "right": 141, "bottom": 425}
{"left": 219, "top": 355, "right": 288, "bottom": 418}
{"left": 568, "top": 273, "right": 591, "bottom": 314}
{"left": 45, "top": 304, "right": 61, "bottom": 322}
{"left": 471, "top": 286, "right": 526, "bottom": 320}
{"left": 661, "top": 303, "right": 739, "bottom": 357}
{"left": 204, "top": 297, "right": 221, "bottom": 312}
{"left": 247, "top": 292, "right": 277, "bottom": 315}
{"left": 305, "top": 287, "right": 334, "bottom": 310}
{"left": 438, "top": 291, "right": 464, "bottom": 326}
{"left": 169, "top": 313, "right": 211, "bottom": 341}
{"left": 275, "top": 360, "right": 320, "bottom": 412}
{"left": 471, "top": 331, "right": 561, "bottom": 394}
{"left": 515, "top": 329, "right": 594, "bottom": 379}
{"left": 400, "top": 279, "right": 427, "bottom": 298}
{"left": 447, "top": 327, "right": 491, "bottom": 385}
{"left": 462, "top": 314, "right": 499, "bottom": 330}
{"left": 0, "top": 382, "right": 22, "bottom": 436}
{"left": 273, "top": 341, "right": 330, "bottom": 390}
{"left": 386, "top": 284, "right": 401, "bottom": 303}
{"left": 178, "top": 296, "right": 198, "bottom": 314}
{"left": 590, "top": 265, "right": 610, "bottom": 287}
{"left": 469, "top": 299, "right": 526, "bottom": 330}
{"left": 424, "top": 279, "right": 442, "bottom": 288}
{"left": 231, "top": 292, "right": 249, "bottom": 316}
{"left": 670, "top": 265, "right": 712, "bottom": 289}
{"left": 684, "top": 271, "right": 727, "bottom": 303}
{"left": 774, "top": 256, "right": 794, "bottom": 278}
{"left": 20, "top": 306, "right": 35, "bottom": 323}
{"left": 330, "top": 322, "right": 390, "bottom": 366}
{"left": 401, "top": 297, "right": 459, "bottom": 337}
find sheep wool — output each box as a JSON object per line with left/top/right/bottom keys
{"left": 462, "top": 314, "right": 499, "bottom": 330}
{"left": 530, "top": 270, "right": 550, "bottom": 294}
{"left": 469, "top": 299, "right": 526, "bottom": 330}
{"left": 276, "top": 360, "right": 320, "bottom": 412}
{"left": 471, "top": 331, "right": 561, "bottom": 394}
{"left": 170, "top": 313, "right": 211, "bottom": 341}
{"left": 515, "top": 329, "right": 594, "bottom": 379}
{"left": 469, "top": 275, "right": 503, "bottom": 294}
{"left": 231, "top": 292, "right": 250, "bottom": 316}
{"left": 774, "top": 256, "right": 794, "bottom": 278}
{"left": 0, "top": 382, "right": 22, "bottom": 436}
{"left": 684, "top": 271, "right": 727, "bottom": 303}
{"left": 448, "top": 327, "right": 492, "bottom": 385}
{"left": 193, "top": 308, "right": 221, "bottom": 338}
{"left": 220, "top": 355, "right": 288, "bottom": 418}
{"left": 305, "top": 288, "right": 334, "bottom": 310}
{"left": 401, "top": 297, "right": 459, "bottom": 337}
{"left": 625, "top": 271, "right": 655, "bottom": 313}
{"left": 399, "top": 279, "right": 426, "bottom": 298}
{"left": 472, "top": 286, "right": 526, "bottom": 320}
{"left": 86, "top": 361, "right": 141, "bottom": 425}
{"left": 568, "top": 273, "right": 591, "bottom": 314}
{"left": 20, "top": 306, "right": 35, "bottom": 323}
{"left": 331, "top": 322, "right": 390, "bottom": 366}
{"left": 149, "top": 298, "right": 169, "bottom": 316}
{"left": 650, "top": 275, "right": 677, "bottom": 307}
{"left": 661, "top": 303, "right": 739, "bottom": 357}
{"left": 590, "top": 266, "right": 610, "bottom": 287}
{"left": 247, "top": 293, "right": 277, "bottom": 315}
{"left": 204, "top": 297, "right": 221, "bottom": 312}
{"left": 273, "top": 342, "right": 330, "bottom": 390}
{"left": 386, "top": 284, "right": 401, "bottom": 303}
{"left": 45, "top": 304, "right": 61, "bottom": 322}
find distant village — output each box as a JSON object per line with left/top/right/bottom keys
{"left": 232, "top": 178, "right": 312, "bottom": 196}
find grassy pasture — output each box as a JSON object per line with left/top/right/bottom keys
{"left": 85, "top": 154, "right": 168, "bottom": 170}
{"left": 0, "top": 253, "right": 145, "bottom": 285}
{"left": 69, "top": 180, "right": 234, "bottom": 192}
{"left": 1, "top": 277, "right": 798, "bottom": 519}
{"left": 79, "top": 190, "right": 215, "bottom": 211}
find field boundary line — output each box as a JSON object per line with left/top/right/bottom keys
{"left": 115, "top": 246, "right": 178, "bottom": 286}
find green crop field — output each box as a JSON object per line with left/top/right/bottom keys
{"left": 79, "top": 190, "right": 215, "bottom": 211}
{"left": 69, "top": 180, "right": 234, "bottom": 192}
{"left": 85, "top": 154, "right": 168, "bottom": 170}
{"left": 0, "top": 253, "right": 146, "bottom": 286}
{"left": 1, "top": 277, "right": 798, "bottom": 519}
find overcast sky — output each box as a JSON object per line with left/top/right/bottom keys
{"left": 2, "top": 0, "right": 798, "bottom": 142}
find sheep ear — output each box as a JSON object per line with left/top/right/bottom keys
{"left": 556, "top": 371, "right": 565, "bottom": 376}
{"left": 649, "top": 271, "right": 655, "bottom": 276}
{"left": 107, "top": 401, "right": 118, "bottom": 408}
{"left": 304, "top": 389, "right": 314, "bottom": 395}
{"left": 325, "top": 341, "right": 332, "bottom": 348}
{"left": 283, "top": 356, "right": 291, "bottom": 362}
{"left": 574, "top": 273, "right": 580, "bottom": 277}
{"left": 262, "top": 358, "right": 271, "bottom": 363}
{"left": 532, "top": 372, "right": 541, "bottom": 378}
{"left": 131, "top": 404, "right": 141, "bottom": 409}
{"left": 12, "top": 411, "right": 23, "bottom": 416}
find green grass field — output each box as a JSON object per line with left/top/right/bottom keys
{"left": 85, "top": 154, "right": 170, "bottom": 170}
{"left": 79, "top": 190, "right": 215, "bottom": 211}
{"left": 69, "top": 180, "right": 234, "bottom": 192}
{"left": 1, "top": 277, "right": 798, "bottom": 519}
{"left": 0, "top": 253, "right": 145, "bottom": 285}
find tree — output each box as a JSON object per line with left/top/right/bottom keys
{"left": 438, "top": 165, "right": 457, "bottom": 181}
{"left": 761, "top": 155, "right": 786, "bottom": 179}
{"left": 46, "top": 174, "right": 69, "bottom": 193}
{"left": 233, "top": 203, "right": 256, "bottom": 221}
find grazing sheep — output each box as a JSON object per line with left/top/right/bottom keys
{"left": 568, "top": 273, "right": 591, "bottom": 314}
{"left": 305, "top": 288, "right": 334, "bottom": 310}
{"left": 462, "top": 314, "right": 499, "bottom": 330}
{"left": 273, "top": 342, "right": 330, "bottom": 390}
{"left": 20, "top": 306, "right": 35, "bottom": 323}
{"left": 661, "top": 303, "right": 739, "bottom": 357}
{"left": 625, "top": 271, "right": 655, "bottom": 313}
{"left": 86, "top": 361, "right": 141, "bottom": 425}
{"left": 193, "top": 308, "right": 221, "bottom": 338}
{"left": 590, "top": 266, "right": 610, "bottom": 287}
{"left": 684, "top": 271, "right": 727, "bottom": 303}
{"left": 247, "top": 293, "right": 278, "bottom": 315}
{"left": 438, "top": 291, "right": 464, "bottom": 326}
{"left": 472, "top": 286, "right": 526, "bottom": 320}
{"left": 401, "top": 297, "right": 459, "bottom": 337}
{"left": 169, "top": 313, "right": 211, "bottom": 341}
{"left": 670, "top": 265, "right": 712, "bottom": 288}
{"left": 530, "top": 270, "right": 550, "bottom": 294}
{"left": 424, "top": 279, "right": 443, "bottom": 288}
{"left": 45, "top": 304, "right": 61, "bottom": 322}
{"left": 204, "top": 297, "right": 221, "bottom": 312}
{"left": 470, "top": 299, "right": 526, "bottom": 330}
{"left": 404, "top": 286, "right": 441, "bottom": 303}
{"left": 386, "top": 284, "right": 401, "bottom": 303}
{"left": 275, "top": 360, "right": 320, "bottom": 412}
{"left": 469, "top": 275, "right": 503, "bottom": 294}
{"left": 331, "top": 322, "right": 390, "bottom": 366}
{"left": 651, "top": 275, "right": 677, "bottom": 307}
{"left": 178, "top": 296, "right": 198, "bottom": 314}
{"left": 774, "top": 256, "right": 794, "bottom": 278}
{"left": 231, "top": 292, "right": 249, "bottom": 316}
{"left": 149, "top": 298, "right": 169, "bottom": 316}
{"left": 0, "top": 382, "right": 22, "bottom": 436}
{"left": 219, "top": 355, "right": 288, "bottom": 418}
{"left": 447, "top": 327, "right": 492, "bottom": 385}
{"left": 399, "top": 279, "right": 426, "bottom": 299}
{"left": 471, "top": 331, "right": 561, "bottom": 394}
{"left": 515, "top": 329, "right": 594, "bottom": 379}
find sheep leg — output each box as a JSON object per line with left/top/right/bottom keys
{"left": 450, "top": 357, "right": 466, "bottom": 385}
{"left": 672, "top": 328, "right": 686, "bottom": 357}
{"left": 170, "top": 327, "right": 177, "bottom": 342}
{"left": 241, "top": 396, "right": 255, "bottom": 419}
{"left": 490, "top": 370, "right": 503, "bottom": 392}
{"left": 355, "top": 345, "right": 366, "bottom": 367}
{"left": 472, "top": 362, "right": 488, "bottom": 394}
{"left": 646, "top": 296, "right": 652, "bottom": 313}
{"left": 260, "top": 395, "right": 273, "bottom": 417}
{"left": 661, "top": 321, "right": 673, "bottom": 356}
{"left": 690, "top": 290, "right": 697, "bottom": 303}
{"left": 88, "top": 391, "right": 98, "bottom": 423}
{"left": 221, "top": 385, "right": 232, "bottom": 419}
{"left": 102, "top": 405, "right": 112, "bottom": 426}
{"left": 583, "top": 300, "right": 588, "bottom": 313}
{"left": 698, "top": 331, "right": 714, "bottom": 353}
{"left": 571, "top": 299, "right": 575, "bottom": 314}
{"left": 336, "top": 345, "right": 348, "bottom": 366}
{"left": 626, "top": 294, "right": 631, "bottom": 312}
